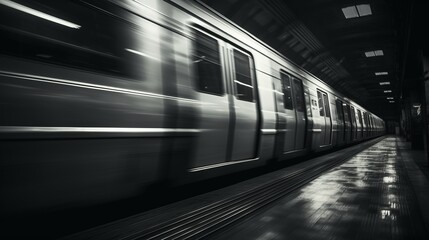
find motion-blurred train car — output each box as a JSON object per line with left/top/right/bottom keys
{"left": 0, "top": 0, "right": 384, "bottom": 215}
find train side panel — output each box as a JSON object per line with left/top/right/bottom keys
{"left": 0, "top": 0, "right": 189, "bottom": 214}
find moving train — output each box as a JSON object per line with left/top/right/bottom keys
{"left": 0, "top": 0, "right": 384, "bottom": 214}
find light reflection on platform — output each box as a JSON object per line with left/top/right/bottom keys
{"left": 216, "top": 137, "right": 427, "bottom": 240}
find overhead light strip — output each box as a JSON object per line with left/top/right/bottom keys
{"left": 375, "top": 72, "right": 388, "bottom": 76}
{"left": 342, "top": 4, "right": 372, "bottom": 19}
{"left": 356, "top": 4, "right": 372, "bottom": 16}
{"left": 365, "top": 51, "right": 375, "bottom": 57}
{"left": 342, "top": 6, "right": 359, "bottom": 19}
{"left": 0, "top": 0, "right": 81, "bottom": 29}
{"left": 374, "top": 50, "right": 384, "bottom": 56}
{"left": 379, "top": 81, "right": 390, "bottom": 85}
{"left": 365, "top": 50, "right": 384, "bottom": 57}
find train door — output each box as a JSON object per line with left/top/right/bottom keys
{"left": 344, "top": 104, "right": 352, "bottom": 143}
{"left": 362, "top": 112, "right": 366, "bottom": 138}
{"left": 227, "top": 46, "right": 259, "bottom": 161}
{"left": 335, "top": 99, "right": 345, "bottom": 145}
{"left": 368, "top": 114, "right": 374, "bottom": 137}
{"left": 368, "top": 115, "right": 372, "bottom": 136}
{"left": 322, "top": 92, "right": 332, "bottom": 145}
{"left": 350, "top": 106, "right": 357, "bottom": 140}
{"left": 192, "top": 30, "right": 230, "bottom": 167}
{"left": 357, "top": 109, "right": 363, "bottom": 139}
{"left": 279, "top": 72, "right": 296, "bottom": 152}
{"left": 367, "top": 113, "right": 371, "bottom": 137}
{"left": 317, "top": 90, "right": 332, "bottom": 146}
{"left": 354, "top": 108, "right": 361, "bottom": 140}
{"left": 292, "top": 78, "right": 306, "bottom": 149}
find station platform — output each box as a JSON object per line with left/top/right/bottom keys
{"left": 216, "top": 137, "right": 429, "bottom": 240}
{"left": 64, "top": 136, "right": 429, "bottom": 240}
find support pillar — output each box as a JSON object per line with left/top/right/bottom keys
{"left": 421, "top": 54, "right": 429, "bottom": 165}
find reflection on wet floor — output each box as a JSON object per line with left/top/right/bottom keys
{"left": 215, "top": 137, "right": 428, "bottom": 240}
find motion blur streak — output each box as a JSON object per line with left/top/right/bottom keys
{"left": 0, "top": 0, "right": 81, "bottom": 29}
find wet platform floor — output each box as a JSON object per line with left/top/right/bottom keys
{"left": 214, "top": 136, "right": 429, "bottom": 240}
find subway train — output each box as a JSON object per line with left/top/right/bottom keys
{"left": 0, "top": 0, "right": 384, "bottom": 215}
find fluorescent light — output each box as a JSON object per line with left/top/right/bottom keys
{"left": 356, "top": 4, "right": 372, "bottom": 17}
{"left": 389, "top": 101, "right": 395, "bottom": 103}
{"left": 384, "top": 90, "right": 392, "bottom": 93}
{"left": 342, "top": 6, "right": 359, "bottom": 19}
{"left": 365, "top": 50, "right": 384, "bottom": 57}
{"left": 342, "top": 4, "right": 372, "bottom": 19}
{"left": 379, "top": 81, "right": 390, "bottom": 85}
{"left": 387, "top": 97, "right": 394, "bottom": 100}
{"left": 374, "top": 50, "right": 384, "bottom": 56}
{"left": 0, "top": 0, "right": 81, "bottom": 29}
{"left": 375, "top": 72, "right": 388, "bottom": 76}
{"left": 365, "top": 51, "right": 376, "bottom": 57}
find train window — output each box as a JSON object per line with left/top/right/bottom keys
{"left": 350, "top": 106, "right": 356, "bottom": 124}
{"left": 233, "top": 49, "right": 254, "bottom": 101}
{"left": 362, "top": 112, "right": 366, "bottom": 125}
{"left": 357, "top": 109, "right": 363, "bottom": 125}
{"left": 194, "top": 31, "right": 223, "bottom": 94}
{"left": 343, "top": 104, "right": 350, "bottom": 123}
{"left": 292, "top": 79, "right": 305, "bottom": 112}
{"left": 317, "top": 91, "right": 324, "bottom": 116}
{"left": 366, "top": 113, "right": 369, "bottom": 126}
{"left": 367, "top": 113, "right": 370, "bottom": 126}
{"left": 323, "top": 93, "right": 331, "bottom": 117}
{"left": 336, "top": 99, "right": 344, "bottom": 121}
{"left": 0, "top": 0, "right": 146, "bottom": 78}
{"left": 305, "top": 92, "right": 312, "bottom": 117}
{"left": 280, "top": 72, "right": 293, "bottom": 110}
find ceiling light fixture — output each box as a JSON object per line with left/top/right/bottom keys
{"left": 379, "top": 81, "right": 390, "bottom": 85}
{"left": 342, "top": 4, "right": 372, "bottom": 19}
{"left": 342, "top": 6, "right": 358, "bottom": 19}
{"left": 387, "top": 97, "right": 394, "bottom": 100}
{"left": 389, "top": 101, "right": 395, "bottom": 103}
{"left": 356, "top": 4, "right": 372, "bottom": 16}
{"left": 375, "top": 72, "right": 388, "bottom": 76}
{"left": 365, "top": 51, "right": 375, "bottom": 57}
{"left": 374, "top": 50, "right": 384, "bottom": 56}
{"left": 384, "top": 90, "right": 392, "bottom": 93}
{"left": 365, "top": 50, "right": 384, "bottom": 57}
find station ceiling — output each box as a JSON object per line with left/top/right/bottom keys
{"left": 200, "top": 0, "right": 423, "bottom": 121}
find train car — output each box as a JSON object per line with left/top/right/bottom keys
{"left": 0, "top": 0, "right": 384, "bottom": 215}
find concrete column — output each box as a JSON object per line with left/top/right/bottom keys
{"left": 421, "top": 54, "right": 429, "bottom": 165}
